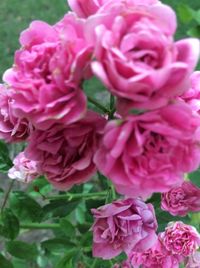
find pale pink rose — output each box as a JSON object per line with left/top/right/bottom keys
{"left": 94, "top": 102, "right": 200, "bottom": 198}
{"left": 68, "top": 0, "right": 158, "bottom": 18}
{"left": 185, "top": 252, "right": 200, "bottom": 268}
{"left": 3, "top": 13, "right": 92, "bottom": 130}
{"left": 160, "top": 222, "right": 200, "bottom": 257}
{"left": 181, "top": 71, "right": 200, "bottom": 112}
{"left": 8, "top": 152, "right": 40, "bottom": 183}
{"left": 91, "top": 198, "right": 158, "bottom": 260}
{"left": 129, "top": 239, "right": 181, "bottom": 268}
{"left": 0, "top": 85, "right": 31, "bottom": 142}
{"left": 25, "top": 111, "right": 106, "bottom": 189}
{"left": 161, "top": 181, "right": 200, "bottom": 217}
{"left": 85, "top": 1, "right": 199, "bottom": 111}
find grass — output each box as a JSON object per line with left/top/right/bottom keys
{"left": 0, "top": 0, "right": 199, "bottom": 78}
{"left": 0, "top": 0, "right": 68, "bottom": 78}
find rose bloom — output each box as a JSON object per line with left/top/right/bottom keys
{"left": 94, "top": 102, "right": 200, "bottom": 198}
{"left": 181, "top": 71, "right": 200, "bottom": 112}
{"left": 25, "top": 111, "right": 106, "bottom": 189}
{"left": 159, "top": 221, "right": 200, "bottom": 257}
{"left": 68, "top": 0, "right": 158, "bottom": 18}
{"left": 91, "top": 198, "right": 158, "bottom": 260}
{"left": 0, "top": 84, "right": 31, "bottom": 142}
{"left": 85, "top": 0, "right": 199, "bottom": 111}
{"left": 8, "top": 152, "right": 40, "bottom": 183}
{"left": 161, "top": 181, "right": 200, "bottom": 217}
{"left": 3, "top": 13, "right": 92, "bottom": 130}
{"left": 185, "top": 252, "right": 200, "bottom": 268}
{"left": 129, "top": 239, "right": 181, "bottom": 268}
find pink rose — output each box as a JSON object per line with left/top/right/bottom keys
{"left": 68, "top": 0, "right": 105, "bottom": 18}
{"left": 91, "top": 198, "right": 158, "bottom": 259}
{"left": 0, "top": 85, "right": 31, "bottom": 142}
{"left": 129, "top": 239, "right": 181, "bottom": 268}
{"left": 86, "top": 1, "right": 199, "bottom": 111}
{"left": 3, "top": 13, "right": 92, "bottom": 130}
{"left": 8, "top": 152, "right": 40, "bottom": 183}
{"left": 94, "top": 103, "right": 200, "bottom": 198}
{"left": 68, "top": 0, "right": 158, "bottom": 18}
{"left": 25, "top": 111, "right": 106, "bottom": 189}
{"left": 181, "top": 71, "right": 200, "bottom": 112}
{"left": 161, "top": 181, "right": 200, "bottom": 217}
{"left": 185, "top": 252, "right": 200, "bottom": 268}
{"left": 159, "top": 221, "right": 200, "bottom": 257}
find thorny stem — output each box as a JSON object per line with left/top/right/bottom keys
{"left": 1, "top": 180, "right": 15, "bottom": 212}
{"left": 20, "top": 223, "right": 60, "bottom": 229}
{"left": 47, "top": 191, "right": 108, "bottom": 201}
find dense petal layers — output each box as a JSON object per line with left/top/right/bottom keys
{"left": 0, "top": 85, "right": 31, "bottom": 142}
{"left": 161, "top": 181, "right": 200, "bottom": 216}
{"left": 91, "top": 198, "right": 157, "bottom": 259}
{"left": 159, "top": 222, "right": 200, "bottom": 257}
{"left": 85, "top": 1, "right": 199, "bottom": 111}
{"left": 94, "top": 103, "right": 200, "bottom": 198}
{"left": 129, "top": 239, "right": 180, "bottom": 268}
{"left": 3, "top": 13, "right": 92, "bottom": 130}
{"left": 25, "top": 111, "right": 106, "bottom": 189}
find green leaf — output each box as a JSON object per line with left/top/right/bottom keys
{"left": 43, "top": 200, "right": 80, "bottom": 219}
{"left": 60, "top": 218, "right": 76, "bottom": 237}
{"left": 12, "top": 259, "right": 30, "bottom": 268}
{"left": 27, "top": 176, "right": 52, "bottom": 198}
{"left": 80, "top": 232, "right": 93, "bottom": 248}
{"left": 188, "top": 169, "right": 200, "bottom": 187}
{"left": 75, "top": 203, "right": 86, "bottom": 224}
{"left": 156, "top": 208, "right": 190, "bottom": 232}
{"left": 0, "top": 208, "right": 19, "bottom": 240}
{"left": 9, "top": 191, "right": 43, "bottom": 222}
{"left": 187, "top": 25, "right": 200, "bottom": 38}
{"left": 0, "top": 254, "right": 14, "bottom": 268}
{"left": 55, "top": 249, "right": 77, "bottom": 268}
{"left": 41, "top": 238, "right": 76, "bottom": 253}
{"left": 0, "top": 140, "right": 13, "bottom": 172}
{"left": 6, "top": 241, "right": 38, "bottom": 260}
{"left": 177, "top": 4, "right": 194, "bottom": 23}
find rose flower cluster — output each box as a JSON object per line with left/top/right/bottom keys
{"left": 1, "top": 0, "right": 200, "bottom": 266}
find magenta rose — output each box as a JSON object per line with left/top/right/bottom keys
{"left": 0, "top": 85, "right": 31, "bottom": 142}
{"left": 3, "top": 13, "right": 92, "bottom": 130}
{"left": 68, "top": 0, "right": 158, "bottom": 18}
{"left": 181, "top": 71, "right": 200, "bottom": 112}
{"left": 91, "top": 198, "right": 158, "bottom": 260}
{"left": 86, "top": 1, "right": 199, "bottom": 111}
{"left": 161, "top": 181, "right": 200, "bottom": 217}
{"left": 25, "top": 111, "right": 106, "bottom": 189}
{"left": 129, "top": 239, "right": 181, "bottom": 268}
{"left": 8, "top": 152, "right": 40, "bottom": 183}
{"left": 94, "top": 102, "right": 200, "bottom": 198}
{"left": 159, "top": 221, "right": 200, "bottom": 257}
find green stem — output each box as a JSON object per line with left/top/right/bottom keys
{"left": 47, "top": 191, "right": 107, "bottom": 201}
{"left": 1, "top": 180, "right": 15, "bottom": 212}
{"left": 109, "top": 94, "right": 115, "bottom": 119}
{"left": 91, "top": 258, "right": 98, "bottom": 268}
{"left": 88, "top": 96, "right": 110, "bottom": 114}
{"left": 20, "top": 223, "right": 60, "bottom": 229}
